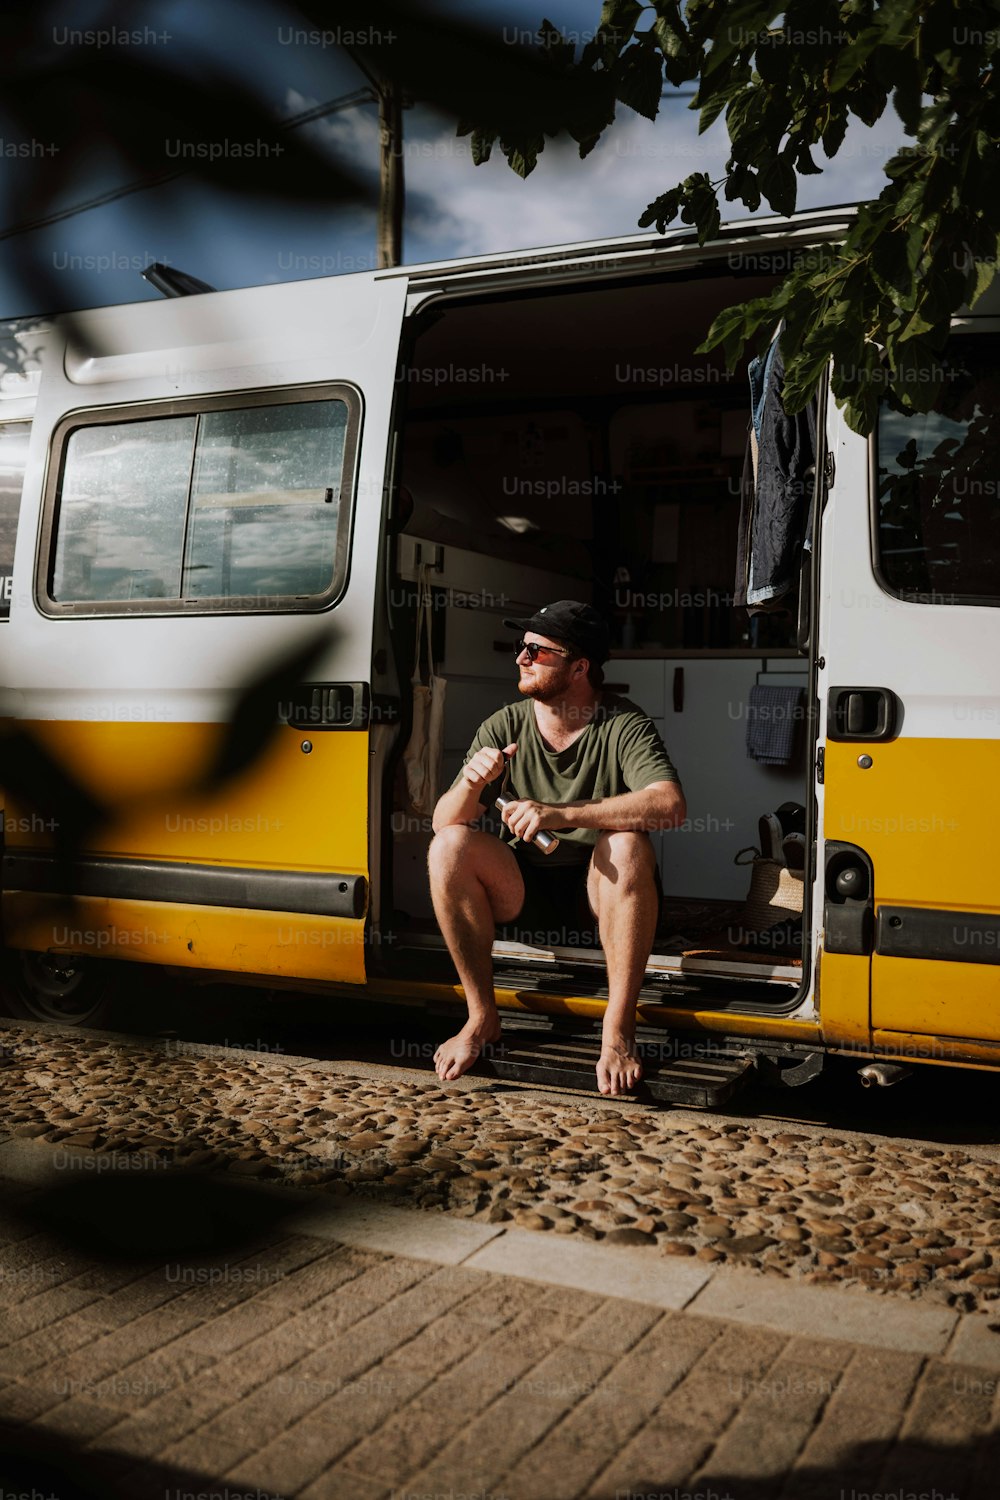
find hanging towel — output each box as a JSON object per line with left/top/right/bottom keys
{"left": 745, "top": 684, "right": 804, "bottom": 765}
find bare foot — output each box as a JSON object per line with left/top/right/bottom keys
{"left": 597, "top": 1034, "right": 643, "bottom": 1096}
{"left": 434, "top": 1017, "right": 502, "bottom": 1082}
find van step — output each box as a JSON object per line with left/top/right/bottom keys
{"left": 479, "top": 1023, "right": 758, "bottom": 1107}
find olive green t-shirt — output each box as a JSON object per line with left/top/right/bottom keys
{"left": 451, "top": 694, "right": 680, "bottom": 866}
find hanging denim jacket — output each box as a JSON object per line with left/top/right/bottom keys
{"left": 735, "top": 334, "right": 817, "bottom": 609}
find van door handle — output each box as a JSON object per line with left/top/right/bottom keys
{"left": 673, "top": 667, "right": 684, "bottom": 712}
{"left": 827, "top": 686, "right": 899, "bottom": 741}
{"left": 278, "top": 682, "right": 371, "bottom": 730}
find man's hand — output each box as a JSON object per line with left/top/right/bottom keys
{"left": 461, "top": 741, "right": 516, "bottom": 795}
{"left": 499, "top": 798, "right": 561, "bottom": 845}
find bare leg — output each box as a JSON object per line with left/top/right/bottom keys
{"left": 587, "top": 832, "right": 659, "bottom": 1097}
{"left": 427, "top": 826, "right": 524, "bottom": 1081}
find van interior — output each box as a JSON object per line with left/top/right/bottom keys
{"left": 382, "top": 266, "right": 814, "bottom": 1011}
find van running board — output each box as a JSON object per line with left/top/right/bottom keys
{"left": 477, "top": 1017, "right": 759, "bottom": 1107}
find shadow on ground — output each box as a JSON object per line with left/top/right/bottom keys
{"left": 0, "top": 1423, "right": 990, "bottom": 1500}
{"left": 115, "top": 978, "right": 1000, "bottom": 1149}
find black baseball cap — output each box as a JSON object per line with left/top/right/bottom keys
{"left": 503, "top": 600, "right": 610, "bottom": 664}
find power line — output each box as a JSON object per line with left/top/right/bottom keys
{"left": 0, "top": 86, "right": 378, "bottom": 245}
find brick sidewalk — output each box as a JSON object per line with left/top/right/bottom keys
{"left": 2, "top": 1154, "right": 1000, "bottom": 1500}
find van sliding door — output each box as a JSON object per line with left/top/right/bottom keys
{"left": 2, "top": 274, "right": 406, "bottom": 988}
{"left": 820, "top": 327, "right": 1000, "bottom": 1054}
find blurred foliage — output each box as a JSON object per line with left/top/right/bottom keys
{"left": 0, "top": 0, "right": 610, "bottom": 316}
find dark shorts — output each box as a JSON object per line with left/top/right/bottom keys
{"left": 496, "top": 841, "right": 664, "bottom": 952}
{"left": 498, "top": 845, "right": 600, "bottom": 950}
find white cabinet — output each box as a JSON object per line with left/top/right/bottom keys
{"left": 603, "top": 659, "right": 666, "bottom": 720}
{"left": 615, "top": 657, "right": 809, "bottom": 900}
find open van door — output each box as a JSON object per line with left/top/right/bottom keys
{"left": 1, "top": 272, "right": 406, "bottom": 1011}
{"left": 820, "top": 324, "right": 1000, "bottom": 1059}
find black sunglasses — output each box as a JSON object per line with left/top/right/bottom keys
{"left": 515, "top": 638, "right": 572, "bottom": 661}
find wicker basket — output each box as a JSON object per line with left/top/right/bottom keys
{"left": 732, "top": 846, "right": 804, "bottom": 931}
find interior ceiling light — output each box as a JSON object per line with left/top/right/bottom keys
{"left": 496, "top": 515, "right": 540, "bottom": 534}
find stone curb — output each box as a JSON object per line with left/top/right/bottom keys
{"left": 4, "top": 1134, "right": 1000, "bottom": 1367}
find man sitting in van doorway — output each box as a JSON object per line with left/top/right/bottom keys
{"left": 428, "top": 600, "right": 686, "bottom": 1097}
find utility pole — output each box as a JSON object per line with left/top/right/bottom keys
{"left": 376, "top": 79, "right": 404, "bottom": 269}
{"left": 347, "top": 46, "right": 405, "bottom": 270}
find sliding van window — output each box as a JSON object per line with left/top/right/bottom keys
{"left": 42, "top": 387, "right": 359, "bottom": 613}
{"left": 0, "top": 421, "right": 30, "bottom": 619}
{"left": 875, "top": 335, "right": 1000, "bottom": 605}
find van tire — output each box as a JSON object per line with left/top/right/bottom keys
{"left": 0, "top": 949, "right": 116, "bottom": 1028}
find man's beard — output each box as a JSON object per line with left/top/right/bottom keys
{"left": 517, "top": 665, "right": 573, "bottom": 704}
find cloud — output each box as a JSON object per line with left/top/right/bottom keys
{"left": 282, "top": 85, "right": 907, "bottom": 268}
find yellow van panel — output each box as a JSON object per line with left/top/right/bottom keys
{"left": 872, "top": 954, "right": 1000, "bottom": 1042}
{"left": 3, "top": 893, "right": 366, "bottom": 985}
{"left": 824, "top": 738, "right": 1000, "bottom": 909}
{"left": 825, "top": 736, "right": 1000, "bottom": 1044}
{"left": 816, "top": 948, "right": 871, "bottom": 1047}
{"left": 5, "top": 720, "right": 369, "bottom": 873}
{"left": 3, "top": 720, "right": 368, "bottom": 984}
{"left": 871, "top": 1027, "right": 1000, "bottom": 1071}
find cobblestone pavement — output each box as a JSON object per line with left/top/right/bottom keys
{"left": 3, "top": 1018, "right": 1000, "bottom": 1316}
{"left": 6, "top": 1018, "right": 1000, "bottom": 1498}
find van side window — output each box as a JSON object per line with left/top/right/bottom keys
{"left": 46, "top": 392, "right": 355, "bottom": 611}
{"left": 0, "top": 421, "right": 31, "bottom": 620}
{"left": 876, "top": 336, "right": 1000, "bottom": 605}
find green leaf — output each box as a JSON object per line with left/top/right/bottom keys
{"left": 503, "top": 134, "right": 544, "bottom": 177}
{"left": 895, "top": 174, "right": 927, "bottom": 218}
{"left": 971, "top": 245, "right": 1000, "bottom": 307}
{"left": 782, "top": 346, "right": 831, "bottom": 413}
{"left": 821, "top": 106, "right": 849, "bottom": 158}
{"left": 923, "top": 154, "right": 958, "bottom": 214}
{"left": 759, "top": 153, "right": 797, "bottom": 216}
{"left": 637, "top": 186, "right": 682, "bottom": 232}
{"left": 537, "top": 19, "right": 576, "bottom": 69}
{"left": 724, "top": 162, "right": 761, "bottom": 211}
{"left": 598, "top": 0, "right": 643, "bottom": 39}
{"left": 831, "top": 340, "right": 884, "bottom": 402}
{"left": 871, "top": 221, "right": 924, "bottom": 304}
{"left": 898, "top": 264, "right": 963, "bottom": 340}
{"left": 725, "top": 87, "right": 770, "bottom": 159}
{"left": 696, "top": 78, "right": 745, "bottom": 134}
{"left": 847, "top": 75, "right": 889, "bottom": 127}
{"left": 873, "top": 0, "right": 921, "bottom": 46}
{"left": 899, "top": 304, "right": 941, "bottom": 343}
{"left": 794, "top": 142, "right": 822, "bottom": 175}
{"left": 841, "top": 383, "right": 881, "bottom": 437}
{"left": 612, "top": 36, "right": 665, "bottom": 119}
{"left": 652, "top": 4, "right": 689, "bottom": 60}
{"left": 883, "top": 146, "right": 923, "bottom": 180}
{"left": 892, "top": 337, "right": 944, "bottom": 412}
{"left": 892, "top": 86, "right": 922, "bottom": 134}
{"left": 753, "top": 30, "right": 790, "bottom": 87}
{"left": 678, "top": 171, "right": 722, "bottom": 245}
{"left": 470, "top": 128, "right": 495, "bottom": 166}
{"left": 828, "top": 25, "right": 883, "bottom": 93}
{"left": 582, "top": 0, "right": 642, "bottom": 67}
{"left": 695, "top": 300, "right": 752, "bottom": 368}
{"left": 699, "top": 0, "right": 783, "bottom": 87}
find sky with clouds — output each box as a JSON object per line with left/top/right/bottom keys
{"left": 0, "top": 0, "right": 907, "bottom": 319}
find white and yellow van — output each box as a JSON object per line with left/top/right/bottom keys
{"left": 0, "top": 206, "right": 997, "bottom": 1103}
